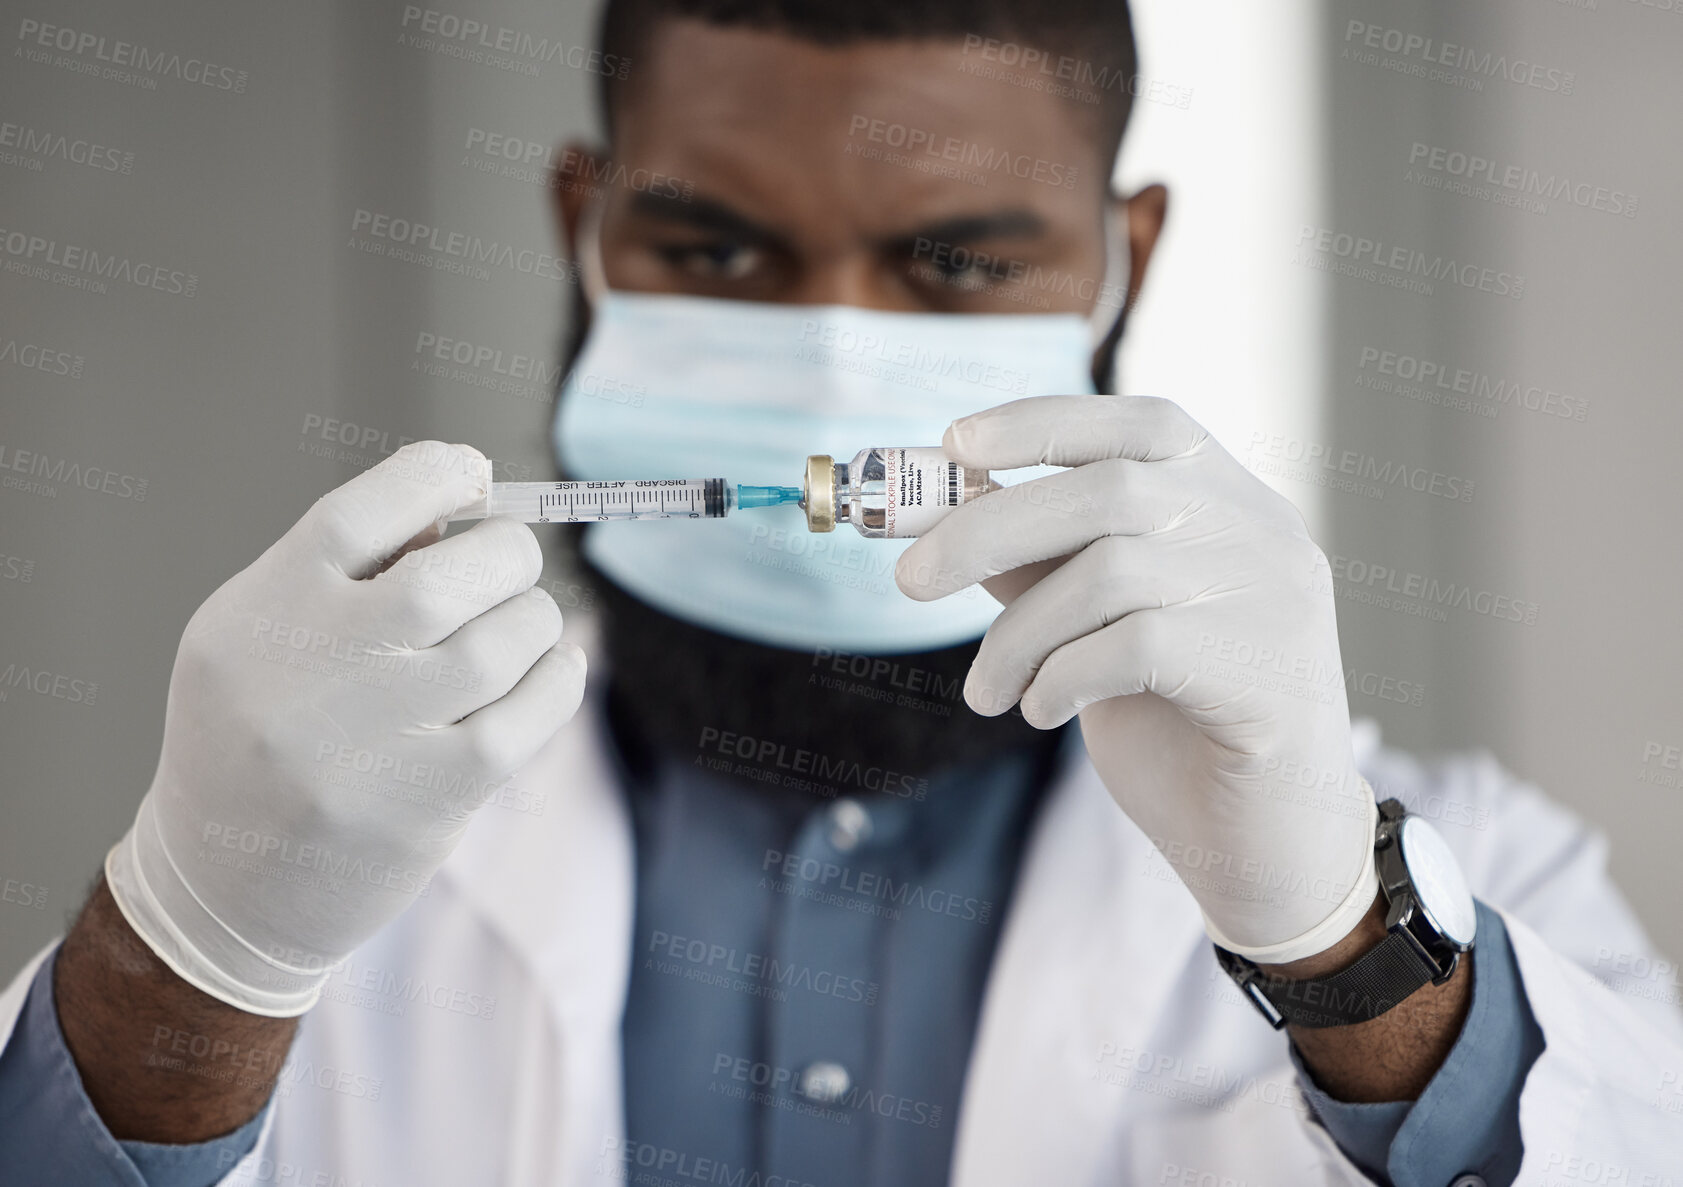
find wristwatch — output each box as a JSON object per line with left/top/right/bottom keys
{"left": 1215, "top": 798, "right": 1478, "bottom": 1029}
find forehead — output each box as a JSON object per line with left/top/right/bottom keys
{"left": 613, "top": 19, "right": 1109, "bottom": 241}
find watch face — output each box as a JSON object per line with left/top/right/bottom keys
{"left": 1398, "top": 816, "right": 1478, "bottom": 946}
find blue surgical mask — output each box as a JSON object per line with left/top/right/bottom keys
{"left": 554, "top": 201, "right": 1127, "bottom": 654}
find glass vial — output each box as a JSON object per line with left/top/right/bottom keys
{"left": 802, "top": 447, "right": 992, "bottom": 538}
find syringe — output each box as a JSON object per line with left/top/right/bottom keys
{"left": 447, "top": 478, "right": 803, "bottom": 524}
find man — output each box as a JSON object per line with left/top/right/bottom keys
{"left": 1, "top": 1, "right": 1678, "bottom": 1184}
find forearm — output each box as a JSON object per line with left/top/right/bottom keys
{"left": 1261, "top": 891, "right": 1472, "bottom": 1103}
{"left": 53, "top": 877, "right": 300, "bottom": 1142}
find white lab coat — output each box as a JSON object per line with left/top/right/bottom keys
{"left": 4, "top": 688, "right": 1680, "bottom": 1185}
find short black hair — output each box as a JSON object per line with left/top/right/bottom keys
{"left": 596, "top": 0, "right": 1139, "bottom": 157}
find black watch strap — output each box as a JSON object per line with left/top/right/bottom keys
{"left": 1216, "top": 929, "right": 1440, "bottom": 1029}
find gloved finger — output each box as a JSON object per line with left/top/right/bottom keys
{"left": 895, "top": 456, "right": 1213, "bottom": 601}
{"left": 943, "top": 394, "right": 1210, "bottom": 470}
{"left": 1016, "top": 605, "right": 1216, "bottom": 730}
{"left": 371, "top": 521, "right": 444, "bottom": 577}
{"left": 436, "top": 641, "right": 588, "bottom": 778}
{"left": 409, "top": 586, "right": 564, "bottom": 726}
{"left": 297, "top": 441, "right": 491, "bottom": 579}
{"left": 357, "top": 516, "right": 544, "bottom": 649}
{"left": 977, "top": 555, "right": 1071, "bottom": 608}
{"left": 965, "top": 535, "right": 1233, "bottom": 717}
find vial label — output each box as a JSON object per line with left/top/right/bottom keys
{"left": 881, "top": 447, "right": 968, "bottom": 538}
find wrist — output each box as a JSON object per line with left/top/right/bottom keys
{"left": 1215, "top": 797, "right": 1478, "bottom": 1033}
{"left": 1259, "top": 890, "right": 1388, "bottom": 979}
{"left": 56, "top": 878, "right": 301, "bottom": 1141}
{"left": 106, "top": 796, "right": 326, "bottom": 1018}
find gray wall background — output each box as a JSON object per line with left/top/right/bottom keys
{"left": 1314, "top": 0, "right": 1683, "bottom": 977}
{"left": 0, "top": 0, "right": 598, "bottom": 975}
{"left": 2, "top": 0, "right": 1679, "bottom": 992}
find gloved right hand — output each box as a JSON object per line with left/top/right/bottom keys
{"left": 896, "top": 398, "right": 1377, "bottom": 966}
{"left": 105, "top": 441, "right": 587, "bottom": 1016}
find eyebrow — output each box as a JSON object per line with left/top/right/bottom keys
{"left": 626, "top": 189, "right": 1049, "bottom": 255}
{"left": 883, "top": 209, "right": 1049, "bottom": 255}
{"left": 626, "top": 189, "right": 785, "bottom": 247}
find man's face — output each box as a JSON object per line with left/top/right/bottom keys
{"left": 557, "top": 21, "right": 1165, "bottom": 768}
{"left": 556, "top": 19, "right": 1163, "bottom": 333}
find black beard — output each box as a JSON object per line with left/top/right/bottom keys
{"left": 584, "top": 554, "right": 1063, "bottom": 789}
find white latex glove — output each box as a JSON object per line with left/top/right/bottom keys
{"left": 106, "top": 441, "right": 587, "bottom": 1015}
{"left": 896, "top": 396, "right": 1378, "bottom": 963}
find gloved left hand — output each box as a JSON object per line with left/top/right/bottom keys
{"left": 895, "top": 395, "right": 1378, "bottom": 963}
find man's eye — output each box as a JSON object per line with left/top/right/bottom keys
{"left": 656, "top": 241, "right": 761, "bottom": 281}
{"left": 911, "top": 254, "right": 998, "bottom": 294}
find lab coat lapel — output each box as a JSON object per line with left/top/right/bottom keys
{"left": 950, "top": 748, "right": 1208, "bottom": 1187}
{"left": 440, "top": 679, "right": 636, "bottom": 1186}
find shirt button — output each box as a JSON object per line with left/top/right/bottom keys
{"left": 827, "top": 799, "right": 873, "bottom": 852}
{"left": 799, "top": 1061, "right": 852, "bottom": 1104}
{"left": 1449, "top": 1176, "right": 1486, "bottom": 1187}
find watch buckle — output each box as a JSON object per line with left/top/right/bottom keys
{"left": 1238, "top": 977, "right": 1288, "bottom": 1030}
{"left": 1215, "top": 946, "right": 1288, "bottom": 1030}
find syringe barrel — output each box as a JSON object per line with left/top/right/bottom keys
{"left": 447, "top": 478, "right": 729, "bottom": 523}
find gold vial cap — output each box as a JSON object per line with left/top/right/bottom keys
{"left": 803, "top": 454, "right": 836, "bottom": 532}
